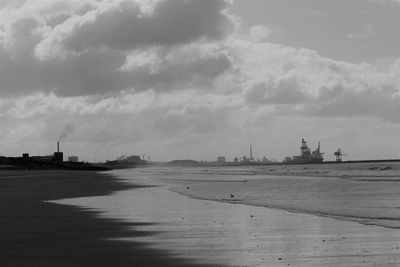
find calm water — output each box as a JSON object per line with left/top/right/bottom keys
{"left": 53, "top": 165, "right": 400, "bottom": 266}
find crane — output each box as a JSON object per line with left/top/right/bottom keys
{"left": 334, "top": 148, "right": 347, "bottom": 162}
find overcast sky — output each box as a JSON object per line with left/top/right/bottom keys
{"left": 0, "top": 0, "right": 399, "bottom": 162}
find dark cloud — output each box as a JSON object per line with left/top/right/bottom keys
{"left": 62, "top": 0, "right": 231, "bottom": 52}
{"left": 0, "top": 44, "right": 231, "bottom": 97}
{"left": 121, "top": 50, "right": 232, "bottom": 92}
{"left": 246, "top": 76, "right": 311, "bottom": 104}
{"left": 0, "top": 46, "right": 128, "bottom": 97}
{"left": 314, "top": 85, "right": 400, "bottom": 123}
{"left": 0, "top": 0, "right": 233, "bottom": 97}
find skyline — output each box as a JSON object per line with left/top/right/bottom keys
{"left": 0, "top": 0, "right": 399, "bottom": 162}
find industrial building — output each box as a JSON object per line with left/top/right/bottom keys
{"left": 127, "top": 155, "right": 146, "bottom": 164}
{"left": 217, "top": 156, "right": 226, "bottom": 163}
{"left": 68, "top": 156, "right": 79, "bottom": 162}
{"left": 104, "top": 154, "right": 147, "bottom": 168}
{"left": 19, "top": 141, "right": 64, "bottom": 164}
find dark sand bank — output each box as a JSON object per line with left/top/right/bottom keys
{"left": 0, "top": 170, "right": 215, "bottom": 267}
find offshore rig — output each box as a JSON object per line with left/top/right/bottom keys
{"left": 284, "top": 138, "right": 324, "bottom": 164}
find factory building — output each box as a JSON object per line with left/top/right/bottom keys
{"left": 217, "top": 156, "right": 226, "bottom": 163}
{"left": 127, "top": 155, "right": 147, "bottom": 165}
{"left": 19, "top": 141, "right": 64, "bottom": 164}
{"left": 68, "top": 156, "right": 79, "bottom": 162}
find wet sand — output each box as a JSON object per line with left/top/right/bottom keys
{"left": 54, "top": 167, "right": 400, "bottom": 266}
{"left": 173, "top": 175, "right": 400, "bottom": 229}
{"left": 169, "top": 162, "right": 400, "bottom": 228}
{"left": 0, "top": 170, "right": 216, "bottom": 267}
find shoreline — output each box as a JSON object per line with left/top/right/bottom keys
{"left": 167, "top": 164, "right": 400, "bottom": 229}
{"left": 175, "top": 191, "right": 400, "bottom": 230}
{"left": 0, "top": 170, "right": 218, "bottom": 267}
{"left": 171, "top": 184, "right": 400, "bottom": 230}
{"left": 193, "top": 159, "right": 400, "bottom": 167}
{"left": 53, "top": 167, "right": 400, "bottom": 266}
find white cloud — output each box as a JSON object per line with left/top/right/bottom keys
{"left": 225, "top": 40, "right": 399, "bottom": 123}
{"left": 248, "top": 25, "right": 271, "bottom": 42}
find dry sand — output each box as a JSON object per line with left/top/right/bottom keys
{"left": 0, "top": 170, "right": 216, "bottom": 267}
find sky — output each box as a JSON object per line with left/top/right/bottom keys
{"left": 0, "top": 0, "right": 399, "bottom": 162}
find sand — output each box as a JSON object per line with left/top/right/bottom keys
{"left": 164, "top": 163, "right": 400, "bottom": 228}
{"left": 0, "top": 170, "right": 215, "bottom": 267}
{"left": 173, "top": 175, "right": 400, "bottom": 229}
{"left": 53, "top": 166, "right": 400, "bottom": 266}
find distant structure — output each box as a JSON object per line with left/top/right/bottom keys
{"left": 261, "top": 156, "right": 269, "bottom": 163}
{"left": 334, "top": 148, "right": 347, "bottom": 162}
{"left": 30, "top": 155, "right": 54, "bottom": 162}
{"left": 105, "top": 154, "right": 147, "bottom": 168}
{"left": 217, "top": 156, "right": 226, "bottom": 163}
{"left": 166, "top": 160, "right": 200, "bottom": 167}
{"left": 250, "top": 145, "right": 253, "bottom": 161}
{"left": 68, "top": 156, "right": 79, "bottom": 162}
{"left": 53, "top": 141, "right": 63, "bottom": 163}
{"left": 284, "top": 138, "right": 324, "bottom": 164}
{"left": 18, "top": 141, "right": 64, "bottom": 164}
{"left": 127, "top": 155, "right": 146, "bottom": 164}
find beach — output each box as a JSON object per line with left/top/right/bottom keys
{"left": 0, "top": 170, "right": 214, "bottom": 267}
{"left": 1, "top": 0, "right": 398, "bottom": 266}
{"left": 53, "top": 163, "right": 400, "bottom": 266}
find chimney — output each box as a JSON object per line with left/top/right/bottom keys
{"left": 57, "top": 141, "right": 60, "bottom": 153}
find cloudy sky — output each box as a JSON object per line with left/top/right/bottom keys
{"left": 0, "top": 0, "right": 399, "bottom": 162}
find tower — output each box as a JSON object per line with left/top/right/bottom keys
{"left": 54, "top": 140, "right": 63, "bottom": 164}
{"left": 300, "top": 138, "right": 311, "bottom": 156}
{"left": 250, "top": 145, "right": 253, "bottom": 160}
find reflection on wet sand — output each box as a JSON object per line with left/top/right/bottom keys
{"left": 54, "top": 166, "right": 400, "bottom": 266}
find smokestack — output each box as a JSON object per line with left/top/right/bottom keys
{"left": 250, "top": 144, "right": 253, "bottom": 159}
{"left": 57, "top": 141, "right": 60, "bottom": 153}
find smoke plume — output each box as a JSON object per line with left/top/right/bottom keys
{"left": 59, "top": 123, "right": 75, "bottom": 140}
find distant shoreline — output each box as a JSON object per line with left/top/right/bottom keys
{"left": 281, "top": 159, "right": 400, "bottom": 165}
{"left": 0, "top": 156, "right": 110, "bottom": 171}
{"left": 196, "top": 158, "right": 400, "bottom": 167}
